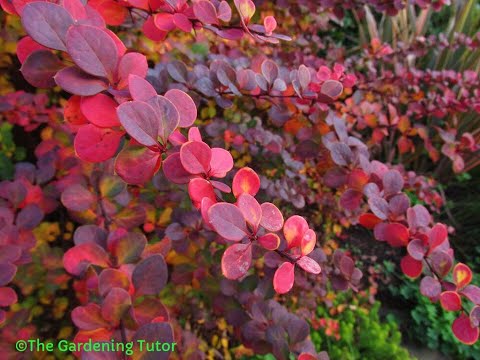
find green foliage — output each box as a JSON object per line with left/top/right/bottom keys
{"left": 386, "top": 263, "right": 480, "bottom": 359}
{"left": 0, "top": 122, "right": 26, "bottom": 180}
{"left": 312, "top": 294, "right": 413, "bottom": 360}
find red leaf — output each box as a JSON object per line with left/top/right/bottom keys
{"left": 257, "top": 233, "right": 280, "bottom": 250}
{"left": 173, "top": 13, "right": 192, "bottom": 32}
{"left": 283, "top": 215, "right": 308, "bottom": 249}
{"left": 232, "top": 167, "right": 260, "bottom": 198}
{"left": 154, "top": 12, "right": 175, "bottom": 31}
{"left": 208, "top": 202, "right": 248, "bottom": 241}
{"left": 358, "top": 213, "right": 382, "bottom": 229}
{"left": 453, "top": 263, "right": 473, "bottom": 290}
{"left": 0, "top": 287, "right": 17, "bottom": 307}
{"left": 74, "top": 124, "right": 123, "bottom": 162}
{"left": 64, "top": 95, "right": 88, "bottom": 126}
{"left": 452, "top": 313, "right": 479, "bottom": 345}
{"left": 440, "top": 291, "right": 462, "bottom": 311}
{"left": 383, "top": 223, "right": 409, "bottom": 247}
{"left": 273, "top": 262, "right": 295, "bottom": 294}
{"left": 296, "top": 256, "right": 321, "bottom": 274}
{"left": 63, "top": 242, "right": 110, "bottom": 276}
{"left": 90, "top": 0, "right": 127, "bottom": 26}
{"left": 400, "top": 255, "right": 423, "bottom": 278}
{"left": 221, "top": 243, "right": 252, "bottom": 280}
{"left": 162, "top": 152, "right": 192, "bottom": 184}
{"left": 81, "top": 94, "right": 120, "bottom": 128}
{"left": 143, "top": 16, "right": 167, "bottom": 41}
{"left": 429, "top": 223, "right": 448, "bottom": 251}
{"left": 188, "top": 178, "right": 217, "bottom": 209}
{"left": 17, "top": 36, "right": 48, "bottom": 64}
{"left": 114, "top": 142, "right": 162, "bottom": 185}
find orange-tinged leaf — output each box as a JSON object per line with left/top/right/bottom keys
{"left": 453, "top": 263, "right": 473, "bottom": 290}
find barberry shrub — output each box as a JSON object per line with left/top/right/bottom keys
{"left": 0, "top": 0, "right": 479, "bottom": 359}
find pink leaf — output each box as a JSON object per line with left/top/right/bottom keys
{"left": 232, "top": 167, "right": 260, "bottom": 198}
{"left": 259, "top": 202, "right": 283, "bottom": 232}
{"left": 146, "top": 95, "right": 180, "bottom": 142}
{"left": 128, "top": 75, "right": 157, "bottom": 101}
{"left": 237, "top": 193, "right": 262, "bottom": 232}
{"left": 283, "top": 215, "right": 308, "bottom": 249}
{"left": 296, "top": 256, "right": 321, "bottom": 274}
{"left": 209, "top": 148, "right": 234, "bottom": 178}
{"left": 117, "top": 53, "right": 148, "bottom": 89}
{"left": 180, "top": 141, "right": 212, "bottom": 175}
{"left": 221, "top": 243, "right": 252, "bottom": 280}
{"left": 164, "top": 89, "right": 197, "bottom": 127}
{"left": 257, "top": 233, "right": 280, "bottom": 250}
{"left": 273, "top": 262, "right": 295, "bottom": 294}
{"left": 193, "top": 0, "right": 219, "bottom": 25}
{"left": 263, "top": 16, "right": 276, "bottom": 36}
{"left": 117, "top": 100, "right": 159, "bottom": 147}
{"left": 208, "top": 202, "right": 248, "bottom": 241}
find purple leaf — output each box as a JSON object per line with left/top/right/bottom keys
{"left": 22, "top": 2, "right": 74, "bottom": 51}
{"left": 132, "top": 255, "right": 168, "bottom": 296}
{"left": 66, "top": 25, "right": 118, "bottom": 80}
{"left": 221, "top": 243, "right": 252, "bottom": 280}
{"left": 54, "top": 66, "right": 108, "bottom": 96}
